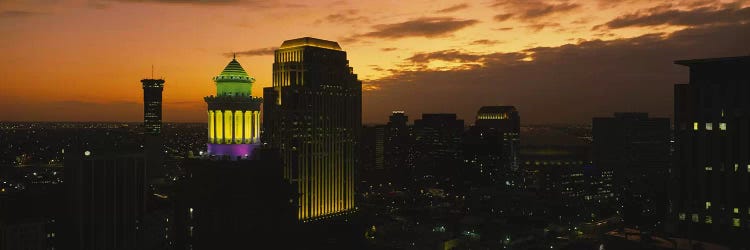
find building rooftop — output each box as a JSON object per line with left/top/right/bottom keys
{"left": 675, "top": 55, "right": 750, "bottom": 66}
{"left": 219, "top": 58, "right": 249, "bottom": 77}
{"left": 279, "top": 37, "right": 342, "bottom": 51}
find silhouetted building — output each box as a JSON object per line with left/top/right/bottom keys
{"left": 521, "top": 128, "right": 613, "bottom": 221}
{"left": 593, "top": 112, "right": 670, "bottom": 229}
{"left": 173, "top": 148, "right": 295, "bottom": 249}
{"left": 204, "top": 55, "right": 262, "bottom": 159}
{"left": 464, "top": 106, "right": 520, "bottom": 186}
{"left": 385, "top": 111, "right": 411, "bottom": 171}
{"left": 62, "top": 149, "right": 146, "bottom": 250}
{"left": 141, "top": 78, "right": 165, "bottom": 178}
{"left": 671, "top": 56, "right": 750, "bottom": 246}
{"left": 263, "top": 37, "right": 361, "bottom": 221}
{"left": 141, "top": 79, "right": 165, "bottom": 136}
{"left": 413, "top": 114, "right": 464, "bottom": 181}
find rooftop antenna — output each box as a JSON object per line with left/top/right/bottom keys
{"left": 233, "top": 52, "right": 236, "bottom": 60}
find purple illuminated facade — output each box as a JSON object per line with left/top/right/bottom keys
{"left": 207, "top": 143, "right": 259, "bottom": 159}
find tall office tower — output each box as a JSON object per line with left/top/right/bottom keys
{"left": 141, "top": 78, "right": 165, "bottom": 135}
{"left": 204, "top": 55, "right": 263, "bottom": 159}
{"left": 385, "top": 111, "right": 410, "bottom": 170}
{"left": 464, "top": 106, "right": 520, "bottom": 186}
{"left": 593, "top": 112, "right": 670, "bottom": 228}
{"left": 141, "top": 78, "right": 165, "bottom": 178}
{"left": 263, "top": 37, "right": 362, "bottom": 221}
{"left": 413, "top": 114, "right": 464, "bottom": 182}
{"left": 63, "top": 150, "right": 146, "bottom": 250}
{"left": 672, "top": 56, "right": 750, "bottom": 246}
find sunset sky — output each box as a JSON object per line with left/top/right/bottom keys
{"left": 1, "top": 0, "right": 748, "bottom": 124}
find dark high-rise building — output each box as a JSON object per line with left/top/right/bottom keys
{"left": 141, "top": 78, "right": 165, "bottom": 178}
{"left": 204, "top": 55, "right": 263, "bottom": 159}
{"left": 62, "top": 150, "right": 146, "bottom": 250}
{"left": 385, "top": 111, "right": 411, "bottom": 171}
{"left": 464, "top": 106, "right": 521, "bottom": 186}
{"left": 671, "top": 56, "right": 750, "bottom": 246}
{"left": 413, "top": 114, "right": 464, "bottom": 180}
{"left": 593, "top": 112, "right": 670, "bottom": 228}
{"left": 263, "top": 37, "right": 361, "bottom": 221}
{"left": 141, "top": 78, "right": 165, "bottom": 135}
{"left": 173, "top": 149, "right": 294, "bottom": 249}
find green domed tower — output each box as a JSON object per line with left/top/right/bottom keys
{"left": 204, "top": 55, "right": 263, "bottom": 159}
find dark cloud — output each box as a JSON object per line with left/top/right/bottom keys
{"left": 494, "top": 13, "right": 513, "bottom": 22}
{"left": 596, "top": 5, "right": 750, "bottom": 29}
{"left": 437, "top": 3, "right": 469, "bottom": 13}
{"left": 317, "top": 9, "right": 369, "bottom": 24}
{"left": 522, "top": 2, "right": 580, "bottom": 19}
{"left": 226, "top": 47, "right": 277, "bottom": 57}
{"left": 112, "top": 0, "right": 305, "bottom": 7}
{"left": 491, "top": 0, "right": 581, "bottom": 19}
{"left": 381, "top": 47, "right": 397, "bottom": 52}
{"left": 406, "top": 50, "right": 484, "bottom": 64}
{"left": 524, "top": 22, "right": 561, "bottom": 32}
{"left": 115, "top": 0, "right": 242, "bottom": 4}
{"left": 470, "top": 39, "right": 503, "bottom": 45}
{"left": 363, "top": 22, "right": 750, "bottom": 124}
{"left": 0, "top": 10, "right": 40, "bottom": 18}
{"left": 356, "top": 17, "right": 479, "bottom": 40}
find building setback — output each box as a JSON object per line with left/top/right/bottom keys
{"left": 263, "top": 37, "right": 362, "bottom": 221}
{"left": 671, "top": 56, "right": 750, "bottom": 246}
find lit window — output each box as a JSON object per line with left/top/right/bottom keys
{"left": 720, "top": 123, "right": 726, "bottom": 130}
{"left": 705, "top": 166, "right": 713, "bottom": 171}
{"left": 679, "top": 213, "right": 686, "bottom": 221}
{"left": 705, "top": 216, "right": 712, "bottom": 224}
{"left": 705, "top": 202, "right": 711, "bottom": 209}
{"left": 692, "top": 214, "right": 699, "bottom": 222}
{"left": 734, "top": 208, "right": 739, "bottom": 214}
{"left": 693, "top": 122, "right": 699, "bottom": 131}
{"left": 705, "top": 123, "right": 713, "bottom": 130}
{"left": 735, "top": 164, "right": 739, "bottom": 172}
{"left": 747, "top": 165, "right": 750, "bottom": 173}
{"left": 733, "top": 218, "right": 741, "bottom": 227}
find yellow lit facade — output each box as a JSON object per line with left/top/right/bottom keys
{"left": 206, "top": 110, "right": 261, "bottom": 144}
{"left": 264, "top": 37, "right": 360, "bottom": 221}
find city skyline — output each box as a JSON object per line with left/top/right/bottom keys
{"left": 2, "top": 0, "right": 749, "bottom": 124}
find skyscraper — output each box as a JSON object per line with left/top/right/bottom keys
{"left": 204, "top": 55, "right": 263, "bottom": 160}
{"left": 141, "top": 78, "right": 165, "bottom": 135}
{"left": 413, "top": 114, "right": 464, "bottom": 181}
{"left": 593, "top": 112, "right": 670, "bottom": 228}
{"left": 141, "top": 78, "right": 165, "bottom": 178}
{"left": 464, "top": 106, "right": 521, "bottom": 185}
{"left": 672, "top": 56, "right": 750, "bottom": 246}
{"left": 263, "top": 37, "right": 361, "bottom": 221}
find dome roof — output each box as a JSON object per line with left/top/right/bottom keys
{"left": 214, "top": 57, "right": 254, "bottom": 83}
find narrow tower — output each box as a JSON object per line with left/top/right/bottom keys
{"left": 204, "top": 56, "right": 263, "bottom": 159}
{"left": 141, "top": 78, "right": 165, "bottom": 135}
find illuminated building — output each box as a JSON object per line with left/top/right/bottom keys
{"left": 263, "top": 37, "right": 361, "bottom": 221}
{"left": 671, "top": 56, "right": 750, "bottom": 246}
{"left": 141, "top": 78, "right": 165, "bottom": 135}
{"left": 204, "top": 55, "right": 262, "bottom": 160}
{"left": 593, "top": 112, "right": 670, "bottom": 228}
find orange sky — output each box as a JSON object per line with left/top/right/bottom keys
{"left": 0, "top": 0, "right": 747, "bottom": 123}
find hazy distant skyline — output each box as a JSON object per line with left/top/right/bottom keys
{"left": 1, "top": 0, "right": 749, "bottom": 124}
